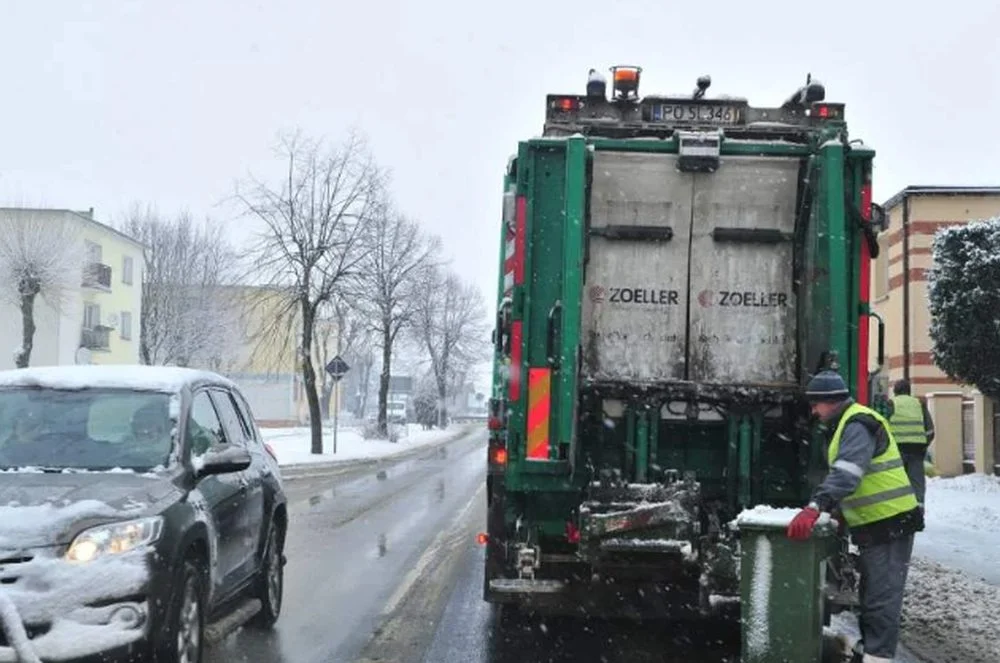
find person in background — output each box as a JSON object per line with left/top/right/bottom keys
{"left": 787, "top": 369, "right": 921, "bottom": 663}
{"left": 887, "top": 378, "right": 934, "bottom": 519}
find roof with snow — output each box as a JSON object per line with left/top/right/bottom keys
{"left": 0, "top": 207, "right": 146, "bottom": 249}
{"left": 0, "top": 365, "right": 233, "bottom": 393}
{"left": 883, "top": 186, "right": 1000, "bottom": 211}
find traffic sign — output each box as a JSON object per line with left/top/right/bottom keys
{"left": 325, "top": 355, "right": 351, "bottom": 381}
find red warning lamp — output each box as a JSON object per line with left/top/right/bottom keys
{"left": 810, "top": 102, "right": 845, "bottom": 121}
{"left": 549, "top": 96, "right": 581, "bottom": 112}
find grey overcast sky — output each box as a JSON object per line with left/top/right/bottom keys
{"left": 2, "top": 0, "right": 998, "bottom": 306}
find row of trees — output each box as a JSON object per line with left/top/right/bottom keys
{"left": 0, "top": 129, "right": 490, "bottom": 456}
{"left": 232, "top": 130, "right": 489, "bottom": 452}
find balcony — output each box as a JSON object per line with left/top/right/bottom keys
{"left": 82, "top": 262, "right": 112, "bottom": 290}
{"left": 80, "top": 327, "right": 111, "bottom": 351}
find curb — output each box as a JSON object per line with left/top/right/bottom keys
{"left": 276, "top": 424, "right": 478, "bottom": 479}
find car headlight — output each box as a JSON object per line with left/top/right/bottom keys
{"left": 65, "top": 517, "right": 165, "bottom": 563}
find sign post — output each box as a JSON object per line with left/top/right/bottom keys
{"left": 325, "top": 355, "right": 351, "bottom": 454}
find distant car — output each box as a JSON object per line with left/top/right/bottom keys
{"left": 0, "top": 365, "right": 288, "bottom": 663}
{"left": 365, "top": 402, "right": 408, "bottom": 426}
{"left": 387, "top": 401, "right": 408, "bottom": 425}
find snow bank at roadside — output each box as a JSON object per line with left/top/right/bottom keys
{"left": 900, "top": 473, "right": 1000, "bottom": 660}
{"left": 917, "top": 473, "right": 1000, "bottom": 585}
{"left": 261, "top": 424, "right": 463, "bottom": 467}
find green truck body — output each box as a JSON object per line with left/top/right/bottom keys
{"left": 484, "top": 67, "right": 888, "bottom": 621}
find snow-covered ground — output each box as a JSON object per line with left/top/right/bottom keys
{"left": 900, "top": 473, "right": 1000, "bottom": 662}
{"left": 916, "top": 473, "right": 1000, "bottom": 585}
{"left": 260, "top": 423, "right": 462, "bottom": 467}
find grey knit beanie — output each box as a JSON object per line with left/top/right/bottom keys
{"left": 804, "top": 370, "right": 850, "bottom": 402}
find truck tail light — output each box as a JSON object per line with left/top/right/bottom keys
{"left": 490, "top": 446, "right": 508, "bottom": 466}
{"left": 487, "top": 397, "right": 504, "bottom": 430}
{"left": 566, "top": 520, "right": 581, "bottom": 544}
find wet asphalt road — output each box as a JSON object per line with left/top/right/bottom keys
{"left": 203, "top": 426, "right": 488, "bottom": 663}
{"left": 203, "top": 426, "right": 931, "bottom": 663}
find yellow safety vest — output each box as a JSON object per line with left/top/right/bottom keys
{"left": 828, "top": 403, "right": 918, "bottom": 528}
{"left": 890, "top": 394, "right": 927, "bottom": 446}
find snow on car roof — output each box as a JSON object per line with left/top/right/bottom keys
{"left": 0, "top": 364, "right": 232, "bottom": 393}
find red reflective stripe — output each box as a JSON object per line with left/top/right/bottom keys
{"left": 509, "top": 321, "right": 522, "bottom": 402}
{"left": 504, "top": 228, "right": 517, "bottom": 274}
{"left": 514, "top": 196, "right": 526, "bottom": 285}
{"left": 857, "top": 181, "right": 872, "bottom": 405}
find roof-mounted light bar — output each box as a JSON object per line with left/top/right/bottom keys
{"left": 542, "top": 67, "right": 847, "bottom": 140}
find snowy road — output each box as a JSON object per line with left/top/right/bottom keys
{"left": 201, "top": 426, "right": 932, "bottom": 662}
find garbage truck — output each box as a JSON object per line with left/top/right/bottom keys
{"left": 482, "top": 66, "right": 889, "bottom": 625}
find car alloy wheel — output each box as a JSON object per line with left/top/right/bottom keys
{"left": 177, "top": 574, "right": 202, "bottom": 663}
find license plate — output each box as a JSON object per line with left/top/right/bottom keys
{"left": 654, "top": 103, "right": 742, "bottom": 125}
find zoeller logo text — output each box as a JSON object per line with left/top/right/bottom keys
{"left": 606, "top": 287, "right": 680, "bottom": 306}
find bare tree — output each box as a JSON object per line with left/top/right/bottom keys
{"left": 121, "top": 204, "right": 240, "bottom": 367}
{"left": 414, "top": 265, "right": 489, "bottom": 426}
{"left": 312, "top": 302, "right": 337, "bottom": 420}
{"left": 0, "top": 212, "right": 86, "bottom": 368}
{"left": 354, "top": 206, "right": 439, "bottom": 436}
{"left": 235, "top": 130, "right": 382, "bottom": 455}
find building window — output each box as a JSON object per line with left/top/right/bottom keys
{"left": 122, "top": 256, "right": 134, "bottom": 285}
{"left": 83, "top": 303, "right": 101, "bottom": 329}
{"left": 120, "top": 311, "right": 133, "bottom": 341}
{"left": 85, "top": 241, "right": 102, "bottom": 264}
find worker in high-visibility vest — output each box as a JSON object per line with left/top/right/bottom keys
{"left": 788, "top": 369, "right": 921, "bottom": 663}
{"left": 887, "top": 378, "right": 934, "bottom": 518}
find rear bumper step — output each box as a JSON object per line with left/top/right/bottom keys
{"left": 599, "top": 538, "right": 693, "bottom": 555}
{"left": 489, "top": 579, "right": 567, "bottom": 595}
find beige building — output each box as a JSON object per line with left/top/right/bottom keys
{"left": 185, "top": 285, "right": 340, "bottom": 427}
{"left": 870, "top": 186, "right": 1000, "bottom": 477}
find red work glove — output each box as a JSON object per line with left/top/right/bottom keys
{"left": 787, "top": 507, "right": 821, "bottom": 541}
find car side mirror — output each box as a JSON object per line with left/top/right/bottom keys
{"left": 195, "top": 444, "right": 252, "bottom": 477}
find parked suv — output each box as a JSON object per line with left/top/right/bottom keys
{"left": 0, "top": 365, "right": 288, "bottom": 662}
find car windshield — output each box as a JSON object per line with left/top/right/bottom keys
{"left": 0, "top": 387, "right": 174, "bottom": 472}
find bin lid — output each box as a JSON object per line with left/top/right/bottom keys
{"left": 732, "top": 504, "right": 836, "bottom": 536}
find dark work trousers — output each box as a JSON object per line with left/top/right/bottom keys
{"left": 857, "top": 533, "right": 915, "bottom": 659}
{"left": 900, "top": 449, "right": 927, "bottom": 508}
